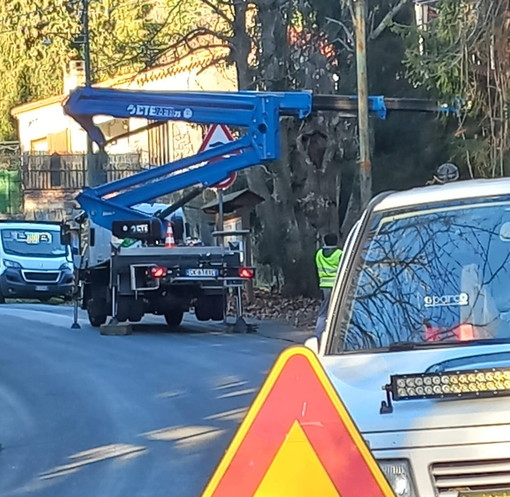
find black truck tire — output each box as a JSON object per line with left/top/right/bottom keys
{"left": 195, "top": 295, "right": 225, "bottom": 321}
{"left": 195, "top": 297, "right": 210, "bottom": 321}
{"left": 0, "top": 289, "right": 4, "bottom": 304}
{"left": 87, "top": 298, "right": 108, "bottom": 328}
{"left": 164, "top": 309, "right": 184, "bottom": 328}
{"left": 210, "top": 294, "right": 225, "bottom": 321}
{"left": 117, "top": 296, "right": 144, "bottom": 323}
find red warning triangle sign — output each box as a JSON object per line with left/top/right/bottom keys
{"left": 201, "top": 346, "right": 396, "bottom": 497}
{"left": 198, "top": 124, "right": 237, "bottom": 189}
{"left": 198, "top": 124, "right": 234, "bottom": 153}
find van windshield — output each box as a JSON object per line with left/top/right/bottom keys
{"left": 0, "top": 228, "right": 66, "bottom": 258}
{"left": 331, "top": 197, "right": 510, "bottom": 353}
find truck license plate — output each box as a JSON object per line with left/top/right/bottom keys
{"left": 35, "top": 285, "right": 49, "bottom": 291}
{"left": 186, "top": 268, "right": 219, "bottom": 277}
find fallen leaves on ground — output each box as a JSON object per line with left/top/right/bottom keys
{"left": 227, "top": 288, "right": 319, "bottom": 330}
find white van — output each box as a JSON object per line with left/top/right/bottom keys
{"left": 313, "top": 178, "right": 510, "bottom": 497}
{"left": 0, "top": 221, "right": 74, "bottom": 302}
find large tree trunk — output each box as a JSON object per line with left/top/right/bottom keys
{"left": 243, "top": 0, "right": 359, "bottom": 296}
{"left": 231, "top": 0, "right": 253, "bottom": 90}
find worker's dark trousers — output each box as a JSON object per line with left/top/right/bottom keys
{"left": 315, "top": 288, "right": 332, "bottom": 338}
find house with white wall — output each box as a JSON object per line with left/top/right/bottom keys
{"left": 10, "top": 47, "right": 237, "bottom": 220}
{"left": 12, "top": 48, "right": 236, "bottom": 162}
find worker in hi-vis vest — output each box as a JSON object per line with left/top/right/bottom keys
{"left": 315, "top": 233, "right": 343, "bottom": 338}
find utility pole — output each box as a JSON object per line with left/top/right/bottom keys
{"left": 79, "top": 0, "right": 100, "bottom": 186}
{"left": 353, "top": 0, "right": 372, "bottom": 209}
{"left": 82, "top": 0, "right": 92, "bottom": 87}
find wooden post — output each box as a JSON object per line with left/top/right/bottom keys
{"left": 353, "top": 0, "right": 372, "bottom": 209}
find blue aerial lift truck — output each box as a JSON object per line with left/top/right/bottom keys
{"left": 62, "top": 87, "right": 453, "bottom": 330}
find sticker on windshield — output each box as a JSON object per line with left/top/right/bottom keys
{"left": 424, "top": 292, "right": 469, "bottom": 308}
{"left": 15, "top": 231, "right": 52, "bottom": 244}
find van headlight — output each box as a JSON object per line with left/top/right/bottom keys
{"left": 379, "top": 459, "right": 416, "bottom": 497}
{"left": 3, "top": 259, "right": 22, "bottom": 269}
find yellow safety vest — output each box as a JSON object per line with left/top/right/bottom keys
{"left": 315, "top": 248, "right": 342, "bottom": 288}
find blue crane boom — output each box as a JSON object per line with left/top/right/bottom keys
{"left": 63, "top": 87, "right": 453, "bottom": 235}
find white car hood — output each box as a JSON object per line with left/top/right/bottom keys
{"left": 322, "top": 344, "right": 510, "bottom": 434}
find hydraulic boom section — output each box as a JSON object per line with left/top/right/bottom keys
{"left": 64, "top": 87, "right": 456, "bottom": 236}
{"left": 64, "top": 87, "right": 313, "bottom": 234}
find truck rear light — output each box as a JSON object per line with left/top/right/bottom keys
{"left": 238, "top": 268, "right": 254, "bottom": 279}
{"left": 149, "top": 266, "right": 167, "bottom": 279}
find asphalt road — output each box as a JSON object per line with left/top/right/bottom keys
{"left": 0, "top": 304, "right": 288, "bottom": 497}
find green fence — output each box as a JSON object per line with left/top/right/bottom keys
{"left": 0, "top": 168, "right": 22, "bottom": 215}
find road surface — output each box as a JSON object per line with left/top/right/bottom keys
{"left": 0, "top": 304, "right": 288, "bottom": 497}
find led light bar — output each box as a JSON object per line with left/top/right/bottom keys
{"left": 387, "top": 367, "right": 510, "bottom": 401}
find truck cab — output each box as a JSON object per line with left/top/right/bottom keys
{"left": 0, "top": 221, "right": 73, "bottom": 302}
{"left": 316, "top": 178, "right": 510, "bottom": 497}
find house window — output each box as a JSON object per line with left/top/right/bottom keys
{"left": 30, "top": 137, "right": 48, "bottom": 152}
{"left": 47, "top": 130, "right": 69, "bottom": 154}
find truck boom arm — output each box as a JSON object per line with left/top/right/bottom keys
{"left": 63, "top": 87, "right": 454, "bottom": 234}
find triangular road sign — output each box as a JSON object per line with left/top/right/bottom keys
{"left": 198, "top": 124, "right": 234, "bottom": 152}
{"left": 198, "top": 124, "right": 237, "bottom": 189}
{"left": 201, "top": 346, "right": 396, "bottom": 497}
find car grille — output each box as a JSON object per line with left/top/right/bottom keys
{"left": 431, "top": 459, "right": 510, "bottom": 496}
{"left": 22, "top": 271, "right": 60, "bottom": 283}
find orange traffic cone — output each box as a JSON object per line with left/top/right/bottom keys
{"left": 164, "top": 222, "right": 176, "bottom": 248}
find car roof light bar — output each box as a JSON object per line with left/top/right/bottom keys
{"left": 380, "top": 367, "right": 510, "bottom": 414}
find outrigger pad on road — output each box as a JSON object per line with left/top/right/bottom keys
{"left": 100, "top": 322, "right": 133, "bottom": 336}
{"left": 227, "top": 318, "right": 258, "bottom": 334}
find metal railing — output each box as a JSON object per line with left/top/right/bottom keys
{"left": 21, "top": 153, "right": 148, "bottom": 191}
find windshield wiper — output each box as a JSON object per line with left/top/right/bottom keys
{"left": 388, "top": 341, "right": 431, "bottom": 351}
{"left": 387, "top": 340, "right": 458, "bottom": 351}
{"left": 388, "top": 338, "right": 510, "bottom": 352}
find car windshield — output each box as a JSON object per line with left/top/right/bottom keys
{"left": 331, "top": 197, "right": 510, "bottom": 353}
{"left": 0, "top": 228, "right": 67, "bottom": 258}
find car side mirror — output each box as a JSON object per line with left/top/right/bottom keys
{"left": 304, "top": 336, "right": 319, "bottom": 355}
{"left": 60, "top": 224, "right": 71, "bottom": 246}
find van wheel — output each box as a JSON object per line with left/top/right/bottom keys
{"left": 0, "top": 289, "right": 4, "bottom": 304}
{"left": 164, "top": 309, "right": 184, "bottom": 329}
{"left": 87, "top": 298, "right": 107, "bottom": 328}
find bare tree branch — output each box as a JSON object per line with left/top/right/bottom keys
{"left": 155, "top": 27, "right": 233, "bottom": 58}
{"left": 198, "top": 0, "right": 232, "bottom": 24}
{"left": 325, "top": 16, "right": 354, "bottom": 47}
{"left": 369, "top": 0, "right": 410, "bottom": 41}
